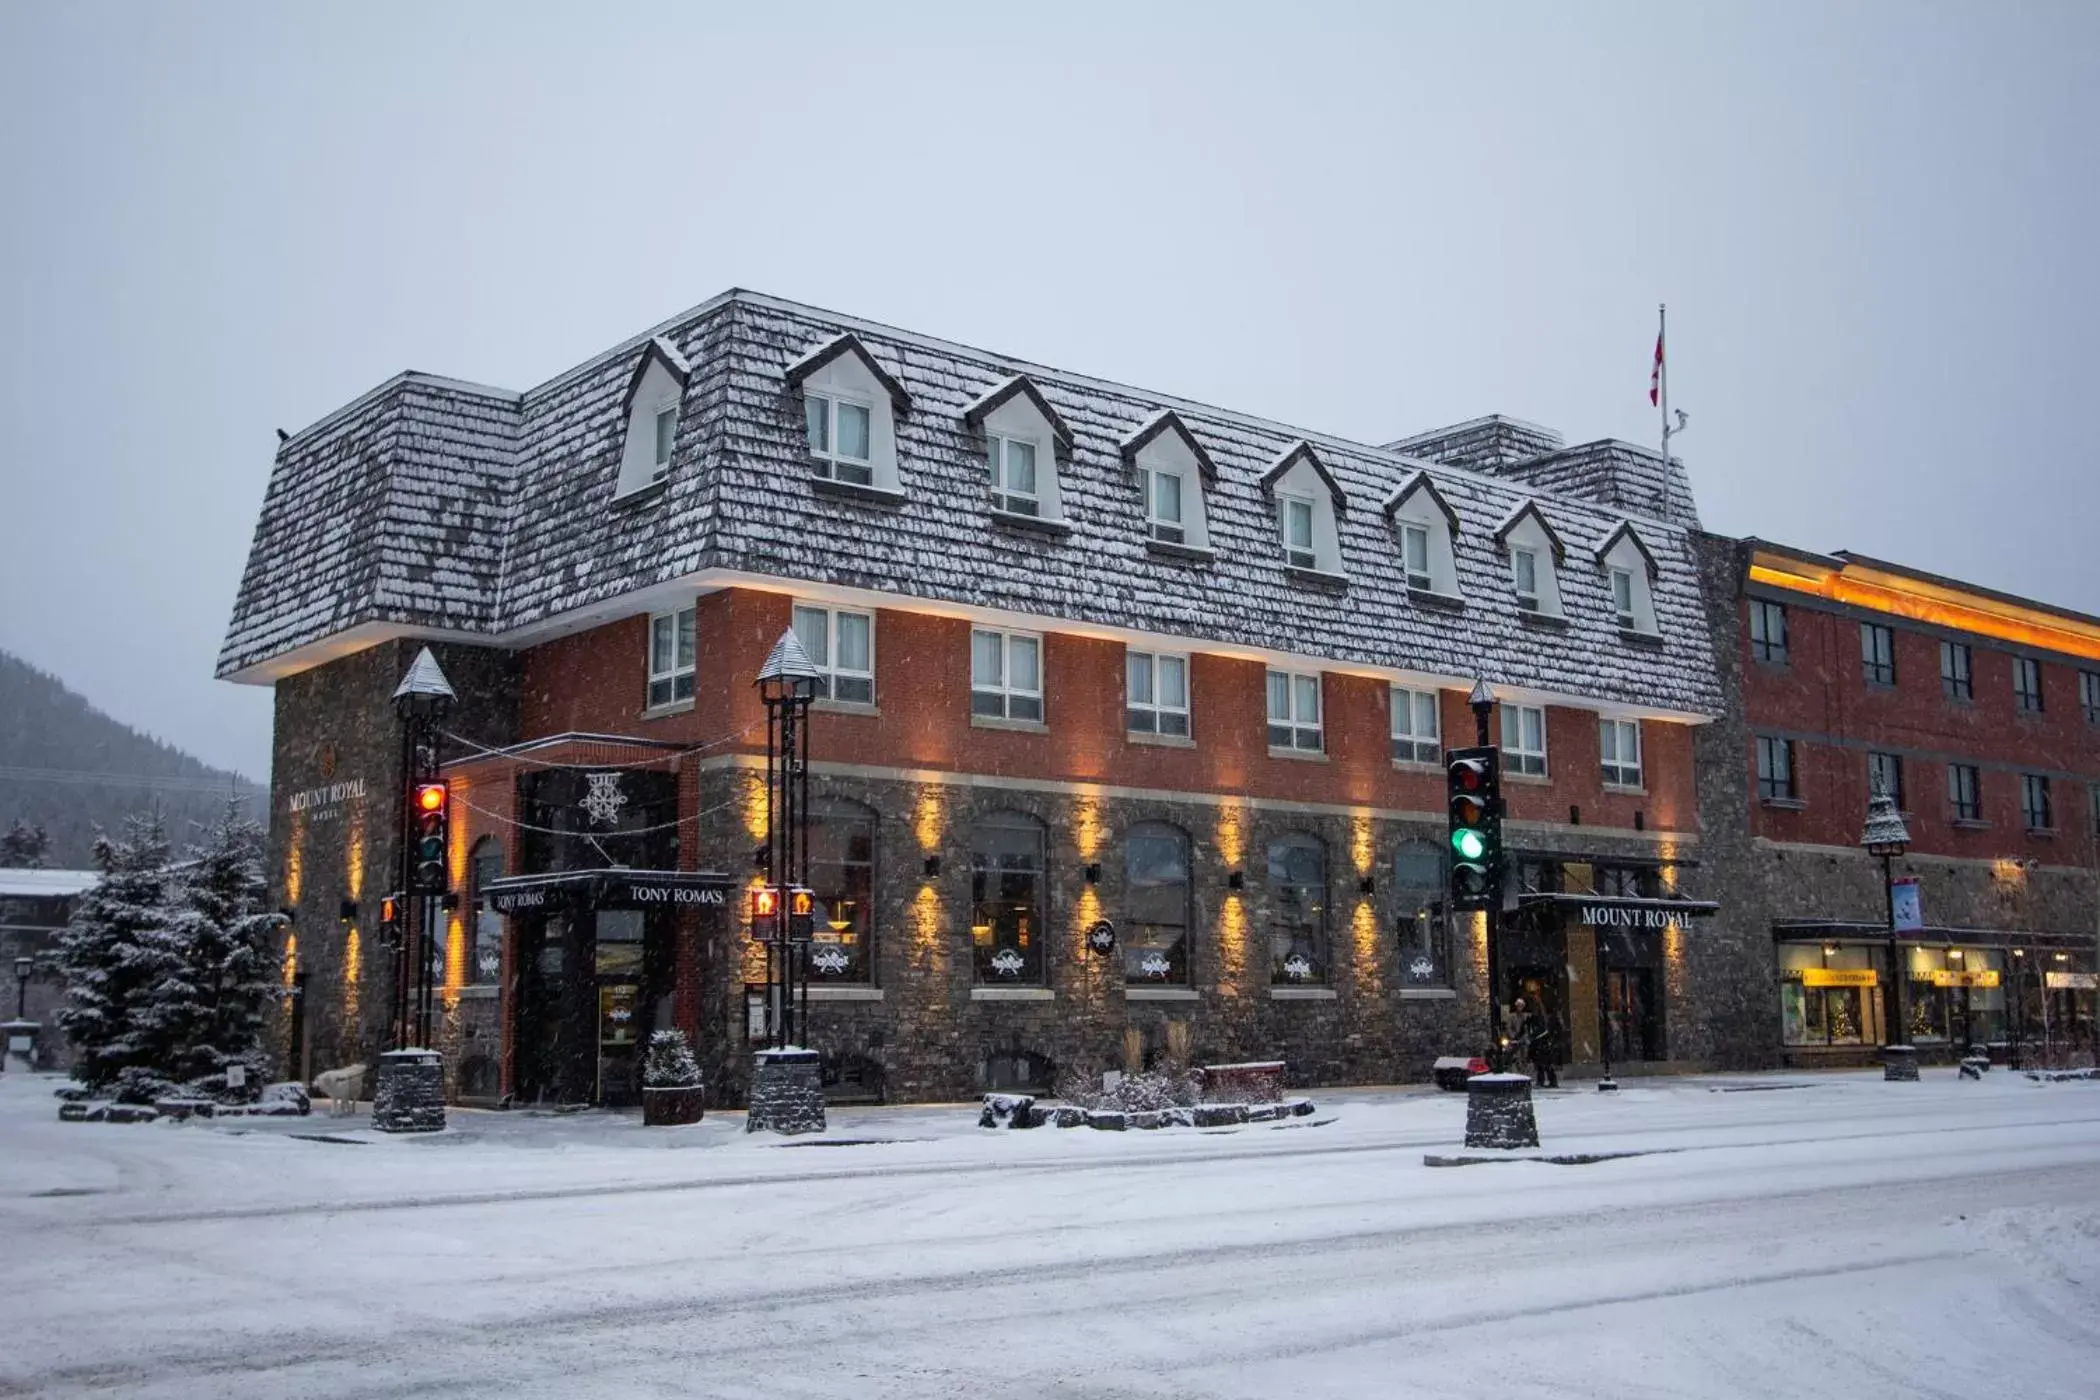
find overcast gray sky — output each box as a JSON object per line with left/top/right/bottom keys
{"left": 3, "top": 1, "right": 2095, "bottom": 781}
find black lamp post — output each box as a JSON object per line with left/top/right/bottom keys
{"left": 1861, "top": 775, "right": 1914, "bottom": 1080}
{"left": 13, "top": 955, "right": 29, "bottom": 1020}
{"left": 392, "top": 647, "right": 457, "bottom": 1050}
{"left": 1466, "top": 678, "right": 1505, "bottom": 1067}
{"left": 755, "top": 628, "right": 819, "bottom": 1051}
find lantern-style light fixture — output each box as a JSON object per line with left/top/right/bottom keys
{"left": 754, "top": 628, "right": 821, "bottom": 703}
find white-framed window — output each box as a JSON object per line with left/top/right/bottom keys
{"left": 1266, "top": 670, "right": 1323, "bottom": 751}
{"left": 1281, "top": 494, "right": 1317, "bottom": 569}
{"left": 1126, "top": 651, "right": 1190, "bottom": 738}
{"left": 988, "top": 434, "right": 1040, "bottom": 516}
{"left": 1609, "top": 568, "right": 1636, "bottom": 629}
{"left": 971, "top": 629, "right": 1042, "bottom": 722}
{"left": 1390, "top": 686, "right": 1441, "bottom": 764}
{"left": 792, "top": 604, "right": 874, "bottom": 705}
{"left": 1599, "top": 717, "right": 1642, "bottom": 787}
{"left": 1512, "top": 548, "right": 1541, "bottom": 612}
{"left": 646, "top": 605, "right": 696, "bottom": 708}
{"left": 651, "top": 404, "right": 677, "bottom": 482}
{"left": 1401, "top": 523, "right": 1433, "bottom": 591}
{"left": 804, "top": 391, "right": 874, "bottom": 485}
{"left": 1145, "top": 467, "right": 1187, "bottom": 543}
{"left": 1502, "top": 704, "right": 1547, "bottom": 776}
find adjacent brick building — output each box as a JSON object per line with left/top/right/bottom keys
{"left": 1694, "top": 538, "right": 2100, "bottom": 1067}
{"left": 222, "top": 291, "right": 1738, "bottom": 1104}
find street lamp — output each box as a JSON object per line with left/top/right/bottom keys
{"left": 754, "top": 628, "right": 820, "bottom": 1052}
{"left": 391, "top": 647, "right": 457, "bottom": 1054}
{"left": 1861, "top": 775, "right": 1914, "bottom": 1081}
{"left": 13, "top": 956, "right": 30, "bottom": 1020}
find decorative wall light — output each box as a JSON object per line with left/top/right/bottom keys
{"left": 923, "top": 854, "right": 943, "bottom": 879}
{"left": 1358, "top": 876, "right": 1376, "bottom": 896}
{"left": 1227, "top": 870, "right": 1245, "bottom": 891}
{"left": 1083, "top": 862, "right": 1102, "bottom": 885}
{"left": 337, "top": 899, "right": 359, "bottom": 925}
{"left": 751, "top": 842, "right": 771, "bottom": 872}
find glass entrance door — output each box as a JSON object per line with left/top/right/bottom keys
{"left": 1606, "top": 968, "right": 1661, "bottom": 1062}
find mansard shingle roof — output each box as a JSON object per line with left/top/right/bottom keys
{"left": 221, "top": 290, "right": 1722, "bottom": 719}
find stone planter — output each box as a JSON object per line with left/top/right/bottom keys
{"left": 642, "top": 1084, "right": 706, "bottom": 1126}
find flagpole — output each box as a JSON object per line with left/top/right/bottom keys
{"left": 1657, "top": 302, "right": 1672, "bottom": 525}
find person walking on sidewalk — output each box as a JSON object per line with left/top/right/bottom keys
{"left": 1523, "top": 1003, "right": 1560, "bottom": 1089}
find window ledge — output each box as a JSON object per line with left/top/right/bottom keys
{"left": 990, "top": 509, "right": 1072, "bottom": 538}
{"left": 970, "top": 986, "right": 1054, "bottom": 1002}
{"left": 1146, "top": 540, "right": 1215, "bottom": 565}
{"left": 1518, "top": 610, "right": 1571, "bottom": 630}
{"left": 1864, "top": 679, "right": 1898, "bottom": 692}
{"left": 812, "top": 475, "right": 906, "bottom": 508}
{"left": 1408, "top": 586, "right": 1467, "bottom": 613}
{"left": 1618, "top": 627, "right": 1666, "bottom": 649}
{"left": 1392, "top": 758, "right": 1442, "bottom": 773}
{"left": 1952, "top": 818, "right": 1992, "bottom": 831}
{"left": 452, "top": 984, "right": 500, "bottom": 1000}
{"left": 1943, "top": 694, "right": 1973, "bottom": 706}
{"left": 1267, "top": 746, "right": 1329, "bottom": 763}
{"left": 807, "top": 985, "right": 883, "bottom": 1001}
{"left": 1505, "top": 771, "right": 1552, "bottom": 786}
{"left": 813, "top": 699, "right": 880, "bottom": 717}
{"left": 1602, "top": 783, "right": 1648, "bottom": 796}
{"left": 971, "top": 715, "right": 1049, "bottom": 734}
{"left": 1125, "top": 986, "right": 1199, "bottom": 1001}
{"left": 1269, "top": 986, "right": 1338, "bottom": 1001}
{"left": 1761, "top": 796, "right": 1808, "bottom": 811}
{"left": 1128, "top": 731, "right": 1196, "bottom": 749}
{"left": 1398, "top": 987, "right": 1458, "bottom": 1000}
{"left": 2024, "top": 826, "right": 2057, "bottom": 839}
{"left": 1754, "top": 658, "right": 1792, "bottom": 672}
{"left": 639, "top": 699, "right": 695, "bottom": 720}
{"left": 610, "top": 478, "right": 669, "bottom": 511}
{"left": 1285, "top": 564, "right": 1350, "bottom": 592}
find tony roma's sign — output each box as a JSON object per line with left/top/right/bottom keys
{"left": 482, "top": 869, "right": 733, "bottom": 914}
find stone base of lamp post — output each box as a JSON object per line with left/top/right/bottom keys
{"left": 2, "top": 1019, "right": 39, "bottom": 1074}
{"left": 1464, "top": 1072, "right": 1540, "bottom": 1149}
{"left": 1881, "top": 1045, "right": 1919, "bottom": 1082}
{"left": 746, "top": 1048, "right": 825, "bottom": 1135}
{"left": 372, "top": 1049, "right": 446, "bottom": 1132}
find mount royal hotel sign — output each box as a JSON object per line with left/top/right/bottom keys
{"left": 1579, "top": 902, "right": 1680, "bottom": 930}
{"left": 286, "top": 776, "right": 367, "bottom": 821}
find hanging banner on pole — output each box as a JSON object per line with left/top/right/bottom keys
{"left": 1890, "top": 877, "right": 1922, "bottom": 933}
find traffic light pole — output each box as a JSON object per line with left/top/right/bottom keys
{"left": 1471, "top": 692, "right": 1507, "bottom": 1071}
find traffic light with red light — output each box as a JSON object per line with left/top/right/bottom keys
{"left": 1446, "top": 746, "right": 1501, "bottom": 910}
{"left": 408, "top": 782, "right": 450, "bottom": 893}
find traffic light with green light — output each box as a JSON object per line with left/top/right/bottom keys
{"left": 1446, "top": 746, "right": 1501, "bottom": 910}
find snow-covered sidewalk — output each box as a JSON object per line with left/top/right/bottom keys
{"left": 3, "top": 1068, "right": 2096, "bottom": 1398}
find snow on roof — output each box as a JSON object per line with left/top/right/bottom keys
{"left": 649, "top": 335, "right": 692, "bottom": 379}
{"left": 0, "top": 869, "right": 98, "bottom": 899}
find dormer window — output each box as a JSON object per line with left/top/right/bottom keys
{"left": 964, "top": 374, "right": 1072, "bottom": 526}
{"left": 1382, "top": 472, "right": 1463, "bottom": 597}
{"left": 1493, "top": 501, "right": 1568, "bottom": 619}
{"left": 1513, "top": 548, "right": 1541, "bottom": 611}
{"left": 1121, "top": 410, "right": 1217, "bottom": 553}
{"left": 615, "top": 336, "right": 692, "bottom": 499}
{"left": 1261, "top": 441, "right": 1347, "bottom": 578}
{"left": 987, "top": 434, "right": 1039, "bottom": 515}
{"left": 1282, "top": 495, "right": 1317, "bottom": 568}
{"left": 805, "top": 392, "right": 873, "bottom": 484}
{"left": 785, "top": 332, "right": 913, "bottom": 499}
{"left": 1594, "top": 521, "right": 1662, "bottom": 635}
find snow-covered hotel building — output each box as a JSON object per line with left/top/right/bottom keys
{"left": 222, "top": 290, "right": 1737, "bottom": 1105}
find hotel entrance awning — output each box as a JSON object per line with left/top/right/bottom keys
{"left": 481, "top": 868, "right": 737, "bottom": 915}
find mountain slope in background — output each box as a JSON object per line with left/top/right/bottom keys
{"left": 0, "top": 649, "right": 263, "bottom": 867}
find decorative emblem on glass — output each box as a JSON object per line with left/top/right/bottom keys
{"left": 990, "top": 947, "right": 1026, "bottom": 978}
{"left": 1138, "top": 949, "right": 1173, "bottom": 980}
{"left": 1282, "top": 953, "right": 1313, "bottom": 982}
{"left": 1408, "top": 955, "right": 1436, "bottom": 983}
{"left": 811, "top": 945, "right": 851, "bottom": 976}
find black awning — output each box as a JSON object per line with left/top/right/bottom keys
{"left": 1773, "top": 919, "right": 2093, "bottom": 951}
{"left": 1516, "top": 893, "right": 1721, "bottom": 930}
{"left": 482, "top": 868, "right": 737, "bottom": 914}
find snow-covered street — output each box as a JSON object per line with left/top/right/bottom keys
{"left": 4, "top": 1070, "right": 2096, "bottom": 1399}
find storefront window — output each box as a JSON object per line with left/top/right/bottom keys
{"left": 1124, "top": 823, "right": 1191, "bottom": 985}
{"left": 469, "top": 838, "right": 503, "bottom": 985}
{"left": 808, "top": 798, "right": 876, "bottom": 983}
{"left": 971, "top": 814, "right": 1045, "bottom": 984}
{"left": 1779, "top": 943, "right": 1880, "bottom": 1046}
{"left": 1393, "top": 840, "right": 1449, "bottom": 986}
{"left": 1267, "top": 834, "right": 1329, "bottom": 984}
{"left": 1907, "top": 946, "right": 1950, "bottom": 1042}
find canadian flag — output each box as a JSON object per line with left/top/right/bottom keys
{"left": 1649, "top": 329, "right": 1664, "bottom": 406}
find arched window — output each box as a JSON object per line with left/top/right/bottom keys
{"left": 1125, "top": 822, "right": 1191, "bottom": 985}
{"left": 1393, "top": 839, "right": 1450, "bottom": 987}
{"left": 469, "top": 837, "right": 504, "bottom": 985}
{"left": 1266, "top": 833, "right": 1328, "bottom": 985}
{"left": 970, "top": 813, "right": 1047, "bottom": 985}
{"left": 808, "top": 798, "right": 876, "bottom": 983}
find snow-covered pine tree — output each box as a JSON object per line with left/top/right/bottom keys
{"left": 1, "top": 819, "right": 50, "bottom": 868}
{"left": 158, "top": 800, "right": 279, "bottom": 1098}
{"left": 55, "top": 814, "right": 180, "bottom": 1098}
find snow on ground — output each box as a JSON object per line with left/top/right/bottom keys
{"left": 2, "top": 1069, "right": 2096, "bottom": 1399}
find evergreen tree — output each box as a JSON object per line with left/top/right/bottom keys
{"left": 1, "top": 819, "right": 50, "bottom": 868}
{"left": 156, "top": 801, "right": 279, "bottom": 1096}
{"left": 55, "top": 814, "right": 180, "bottom": 1098}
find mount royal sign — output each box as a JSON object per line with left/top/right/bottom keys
{"left": 286, "top": 776, "right": 367, "bottom": 822}
{"left": 1578, "top": 902, "right": 1681, "bottom": 930}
